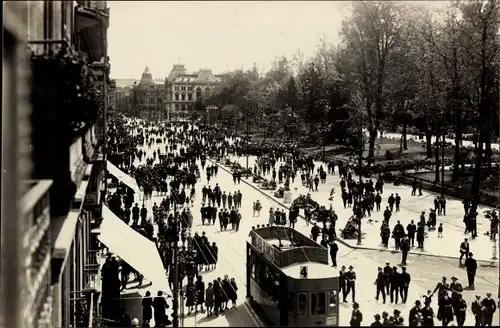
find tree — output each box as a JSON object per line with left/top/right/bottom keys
{"left": 297, "top": 61, "right": 328, "bottom": 135}
{"left": 456, "top": 0, "right": 500, "bottom": 200}
{"left": 340, "top": 1, "right": 407, "bottom": 162}
{"left": 285, "top": 77, "right": 299, "bottom": 111}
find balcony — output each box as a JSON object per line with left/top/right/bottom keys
{"left": 75, "top": 3, "right": 109, "bottom": 62}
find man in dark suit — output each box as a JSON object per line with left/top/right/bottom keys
{"left": 464, "top": 252, "right": 477, "bottom": 288}
{"left": 459, "top": 238, "right": 470, "bottom": 266}
{"left": 375, "top": 267, "right": 386, "bottom": 303}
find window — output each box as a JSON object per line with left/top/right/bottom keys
{"left": 187, "top": 93, "right": 192, "bottom": 101}
{"left": 311, "top": 292, "right": 326, "bottom": 315}
{"left": 181, "top": 93, "right": 186, "bottom": 101}
{"left": 329, "top": 290, "right": 338, "bottom": 314}
{"left": 175, "top": 92, "right": 179, "bottom": 101}
{"left": 196, "top": 87, "right": 202, "bottom": 99}
{"left": 298, "top": 293, "right": 308, "bottom": 317}
{"left": 288, "top": 291, "right": 296, "bottom": 314}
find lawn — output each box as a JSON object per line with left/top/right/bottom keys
{"left": 410, "top": 170, "right": 499, "bottom": 197}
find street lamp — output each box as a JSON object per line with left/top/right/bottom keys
{"left": 357, "top": 109, "right": 363, "bottom": 246}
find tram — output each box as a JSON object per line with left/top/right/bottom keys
{"left": 246, "top": 226, "right": 339, "bottom": 327}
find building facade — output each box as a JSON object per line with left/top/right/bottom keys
{"left": 115, "top": 86, "right": 133, "bottom": 115}
{"left": 165, "top": 64, "right": 223, "bottom": 112}
{"left": 130, "top": 67, "right": 165, "bottom": 121}
{"left": 2, "top": 1, "right": 109, "bottom": 328}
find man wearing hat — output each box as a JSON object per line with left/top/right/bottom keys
{"left": 350, "top": 302, "right": 363, "bottom": 326}
{"left": 471, "top": 295, "right": 483, "bottom": 326}
{"left": 459, "top": 238, "right": 470, "bottom": 266}
{"left": 453, "top": 293, "right": 467, "bottom": 326}
{"left": 345, "top": 265, "right": 357, "bottom": 303}
{"left": 464, "top": 252, "right": 478, "bottom": 288}
{"left": 450, "top": 276, "right": 463, "bottom": 300}
{"left": 381, "top": 311, "right": 390, "bottom": 326}
{"left": 481, "top": 292, "right": 497, "bottom": 326}
{"left": 383, "top": 262, "right": 393, "bottom": 295}
{"left": 371, "top": 313, "right": 382, "bottom": 326}
{"left": 408, "top": 300, "right": 421, "bottom": 326}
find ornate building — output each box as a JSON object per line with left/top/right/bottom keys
{"left": 165, "top": 64, "right": 223, "bottom": 112}
{"left": 131, "top": 67, "right": 165, "bottom": 120}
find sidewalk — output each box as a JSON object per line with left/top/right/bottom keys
{"left": 222, "top": 154, "right": 498, "bottom": 263}
{"left": 208, "top": 158, "right": 498, "bottom": 326}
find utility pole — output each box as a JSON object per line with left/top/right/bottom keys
{"left": 357, "top": 113, "right": 363, "bottom": 245}
{"left": 245, "top": 120, "right": 250, "bottom": 178}
{"left": 172, "top": 210, "right": 180, "bottom": 328}
{"left": 441, "top": 130, "right": 445, "bottom": 196}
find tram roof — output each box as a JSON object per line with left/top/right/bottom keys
{"left": 281, "top": 262, "right": 339, "bottom": 280}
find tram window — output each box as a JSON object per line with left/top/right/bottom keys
{"left": 329, "top": 290, "right": 338, "bottom": 314}
{"left": 298, "top": 293, "right": 308, "bottom": 317}
{"left": 311, "top": 292, "right": 326, "bottom": 315}
{"left": 288, "top": 291, "right": 296, "bottom": 314}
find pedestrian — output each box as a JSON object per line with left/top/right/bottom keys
{"left": 350, "top": 302, "right": 363, "bottom": 326}
{"left": 481, "top": 292, "right": 497, "bottom": 326}
{"left": 153, "top": 291, "right": 168, "bottom": 327}
{"left": 371, "top": 313, "right": 383, "bottom": 326}
{"left": 375, "top": 267, "right": 386, "bottom": 303}
{"left": 390, "top": 266, "right": 400, "bottom": 304}
{"left": 205, "top": 282, "right": 215, "bottom": 317}
{"left": 330, "top": 241, "right": 338, "bottom": 268}
{"left": 464, "top": 252, "right": 477, "bottom": 288}
{"left": 408, "top": 300, "right": 421, "bottom": 326}
{"left": 459, "top": 238, "right": 470, "bottom": 266}
{"left": 400, "top": 235, "right": 410, "bottom": 265}
{"left": 140, "top": 291, "right": 153, "bottom": 327}
{"left": 340, "top": 266, "right": 347, "bottom": 302}
{"left": 345, "top": 265, "right": 356, "bottom": 303}
{"left": 400, "top": 267, "right": 410, "bottom": 304}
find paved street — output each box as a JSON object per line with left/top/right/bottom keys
{"left": 210, "top": 157, "right": 499, "bottom": 325}
{"left": 224, "top": 153, "right": 498, "bottom": 263}
{"left": 112, "top": 129, "right": 498, "bottom": 326}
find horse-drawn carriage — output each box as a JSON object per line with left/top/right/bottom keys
{"left": 273, "top": 187, "right": 285, "bottom": 198}
{"left": 253, "top": 175, "right": 265, "bottom": 183}
{"left": 291, "top": 194, "right": 319, "bottom": 209}
{"left": 261, "top": 180, "right": 277, "bottom": 190}
{"left": 340, "top": 216, "right": 365, "bottom": 240}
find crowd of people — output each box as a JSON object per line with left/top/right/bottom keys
{"left": 100, "top": 115, "right": 498, "bottom": 327}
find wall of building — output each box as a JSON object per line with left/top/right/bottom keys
{"left": 2, "top": 1, "right": 109, "bottom": 328}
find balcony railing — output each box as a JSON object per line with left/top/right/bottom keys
{"left": 70, "top": 289, "right": 99, "bottom": 328}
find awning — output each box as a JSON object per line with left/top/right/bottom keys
{"left": 98, "top": 205, "right": 169, "bottom": 293}
{"left": 106, "top": 160, "right": 142, "bottom": 196}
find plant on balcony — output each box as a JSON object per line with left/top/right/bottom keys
{"left": 30, "top": 45, "right": 102, "bottom": 143}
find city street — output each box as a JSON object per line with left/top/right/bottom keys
{"left": 116, "top": 130, "right": 498, "bottom": 326}
{"left": 224, "top": 153, "right": 498, "bottom": 263}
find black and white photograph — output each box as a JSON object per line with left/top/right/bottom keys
{"left": 1, "top": 1, "right": 499, "bottom": 327}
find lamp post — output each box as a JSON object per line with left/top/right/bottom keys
{"left": 171, "top": 230, "right": 180, "bottom": 328}
{"left": 245, "top": 120, "right": 250, "bottom": 178}
{"left": 357, "top": 110, "right": 363, "bottom": 246}
{"left": 441, "top": 131, "right": 445, "bottom": 196}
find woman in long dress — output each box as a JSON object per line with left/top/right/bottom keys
{"left": 269, "top": 208, "right": 275, "bottom": 225}
{"left": 141, "top": 291, "right": 153, "bottom": 326}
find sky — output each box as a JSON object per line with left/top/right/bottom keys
{"left": 107, "top": 1, "right": 449, "bottom": 80}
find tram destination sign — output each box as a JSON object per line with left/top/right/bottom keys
{"left": 251, "top": 231, "right": 275, "bottom": 262}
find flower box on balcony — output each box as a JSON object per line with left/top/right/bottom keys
{"left": 30, "top": 46, "right": 102, "bottom": 217}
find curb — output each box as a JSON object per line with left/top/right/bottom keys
{"left": 208, "top": 158, "right": 499, "bottom": 266}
